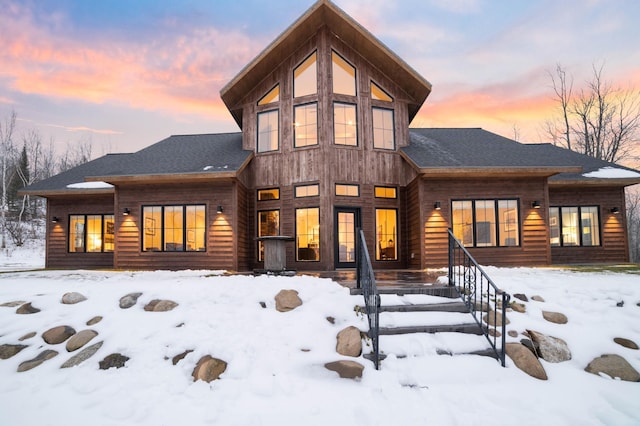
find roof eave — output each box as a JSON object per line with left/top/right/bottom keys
{"left": 416, "top": 166, "right": 583, "bottom": 178}
{"left": 549, "top": 177, "right": 640, "bottom": 187}
{"left": 86, "top": 171, "right": 242, "bottom": 185}
{"left": 18, "top": 188, "right": 115, "bottom": 198}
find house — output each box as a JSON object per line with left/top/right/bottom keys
{"left": 22, "top": 0, "right": 640, "bottom": 271}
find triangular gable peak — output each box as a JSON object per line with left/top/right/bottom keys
{"left": 220, "top": 0, "right": 432, "bottom": 128}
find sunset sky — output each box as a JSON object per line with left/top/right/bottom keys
{"left": 1, "top": 0, "right": 639, "bottom": 157}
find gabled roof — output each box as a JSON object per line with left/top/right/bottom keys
{"left": 403, "top": 128, "right": 640, "bottom": 185}
{"left": 220, "top": 0, "right": 432, "bottom": 128}
{"left": 22, "top": 133, "right": 253, "bottom": 195}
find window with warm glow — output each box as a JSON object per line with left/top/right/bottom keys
{"left": 452, "top": 199, "right": 519, "bottom": 247}
{"left": 295, "top": 184, "right": 319, "bottom": 198}
{"left": 258, "top": 188, "right": 280, "bottom": 201}
{"left": 374, "top": 186, "right": 397, "bottom": 199}
{"left": 257, "top": 110, "right": 279, "bottom": 153}
{"left": 371, "top": 81, "right": 393, "bottom": 102}
{"left": 296, "top": 207, "right": 320, "bottom": 261}
{"left": 373, "top": 107, "right": 394, "bottom": 150}
{"left": 549, "top": 206, "right": 600, "bottom": 247}
{"left": 68, "top": 214, "right": 114, "bottom": 253}
{"left": 143, "top": 205, "right": 206, "bottom": 252}
{"left": 258, "top": 210, "right": 280, "bottom": 261}
{"left": 332, "top": 51, "right": 356, "bottom": 96}
{"left": 376, "top": 209, "right": 397, "bottom": 261}
{"left": 294, "top": 103, "right": 318, "bottom": 147}
{"left": 333, "top": 103, "right": 357, "bottom": 146}
{"left": 258, "top": 85, "right": 280, "bottom": 105}
{"left": 335, "top": 184, "right": 359, "bottom": 197}
{"left": 294, "top": 52, "right": 317, "bottom": 98}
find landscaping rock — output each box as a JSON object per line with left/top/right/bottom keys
{"left": 483, "top": 312, "right": 509, "bottom": 327}
{"left": 505, "top": 343, "right": 547, "bottom": 380}
{"left": 527, "top": 330, "right": 571, "bottom": 363}
{"left": 585, "top": 354, "right": 640, "bottom": 382}
{"left": 144, "top": 299, "right": 178, "bottom": 312}
{"left": 508, "top": 330, "right": 518, "bottom": 338}
{"left": 542, "top": 311, "right": 568, "bottom": 324}
{"left": 119, "top": 292, "right": 142, "bottom": 309}
{"left": 474, "top": 301, "right": 491, "bottom": 312}
{"left": 531, "top": 295, "right": 545, "bottom": 302}
{"left": 513, "top": 293, "right": 528, "bottom": 302}
{"left": 18, "top": 350, "right": 59, "bottom": 372}
{"left": 336, "top": 326, "right": 362, "bottom": 357}
{"left": 61, "top": 292, "right": 87, "bottom": 304}
{"left": 42, "top": 325, "right": 76, "bottom": 344}
{"left": 86, "top": 316, "right": 103, "bottom": 326}
{"left": 16, "top": 302, "right": 40, "bottom": 314}
{"left": 1, "top": 300, "right": 26, "bottom": 307}
{"left": 259, "top": 301, "right": 266, "bottom": 309}
{"left": 520, "top": 338, "right": 539, "bottom": 357}
{"left": 0, "top": 344, "right": 28, "bottom": 360}
{"left": 325, "top": 360, "right": 364, "bottom": 379}
{"left": 171, "top": 349, "right": 193, "bottom": 365}
{"left": 326, "top": 316, "right": 335, "bottom": 324}
{"left": 488, "top": 328, "right": 501, "bottom": 338}
{"left": 192, "top": 355, "right": 227, "bottom": 382}
{"left": 274, "top": 289, "right": 302, "bottom": 312}
{"left": 613, "top": 337, "right": 639, "bottom": 350}
{"left": 19, "top": 331, "right": 37, "bottom": 341}
{"left": 66, "top": 330, "right": 99, "bottom": 352}
{"left": 510, "top": 302, "right": 526, "bottom": 313}
{"left": 99, "top": 353, "right": 130, "bottom": 370}
{"left": 61, "top": 341, "right": 104, "bottom": 369}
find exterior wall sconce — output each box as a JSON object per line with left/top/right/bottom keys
{"left": 531, "top": 200, "right": 541, "bottom": 209}
{"left": 217, "top": 205, "right": 224, "bottom": 214}
{"left": 611, "top": 207, "right": 620, "bottom": 214}
{"left": 51, "top": 216, "right": 59, "bottom": 223}
{"left": 434, "top": 201, "right": 441, "bottom": 210}
{"left": 123, "top": 208, "right": 130, "bottom": 216}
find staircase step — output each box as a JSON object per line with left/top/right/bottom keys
{"left": 379, "top": 301, "right": 469, "bottom": 313}
{"left": 377, "top": 323, "right": 483, "bottom": 335}
{"left": 379, "top": 332, "right": 491, "bottom": 357}
{"left": 350, "top": 285, "right": 458, "bottom": 297}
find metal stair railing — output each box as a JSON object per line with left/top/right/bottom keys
{"left": 448, "top": 229, "right": 510, "bottom": 366}
{"left": 356, "top": 229, "right": 381, "bottom": 369}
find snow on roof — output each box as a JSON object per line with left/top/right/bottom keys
{"left": 66, "top": 181, "right": 114, "bottom": 189}
{"left": 582, "top": 167, "right": 640, "bottom": 179}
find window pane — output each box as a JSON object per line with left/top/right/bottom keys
{"left": 581, "top": 207, "right": 600, "bottom": 246}
{"left": 258, "top": 188, "right": 280, "bottom": 201}
{"left": 561, "top": 207, "right": 579, "bottom": 246}
{"left": 86, "top": 215, "right": 102, "bottom": 252}
{"left": 452, "top": 201, "right": 473, "bottom": 246}
{"left": 498, "top": 200, "right": 519, "bottom": 246}
{"left": 295, "top": 184, "right": 319, "bottom": 198}
{"left": 103, "top": 215, "right": 115, "bottom": 252}
{"left": 335, "top": 184, "right": 359, "bottom": 197}
{"left": 332, "top": 51, "right": 356, "bottom": 96}
{"left": 373, "top": 107, "right": 394, "bottom": 149}
{"left": 333, "top": 103, "right": 357, "bottom": 146}
{"left": 143, "top": 206, "right": 162, "bottom": 251}
{"left": 257, "top": 110, "right": 279, "bottom": 153}
{"left": 296, "top": 207, "right": 320, "bottom": 261}
{"left": 258, "top": 210, "right": 280, "bottom": 261}
{"left": 186, "top": 206, "right": 206, "bottom": 251}
{"left": 374, "top": 186, "right": 397, "bottom": 199}
{"left": 337, "top": 212, "right": 356, "bottom": 262}
{"left": 474, "top": 201, "right": 496, "bottom": 247}
{"left": 549, "top": 207, "right": 560, "bottom": 247}
{"left": 371, "top": 81, "right": 392, "bottom": 102}
{"left": 258, "top": 85, "right": 279, "bottom": 105}
{"left": 294, "top": 103, "right": 318, "bottom": 147}
{"left": 294, "top": 52, "right": 317, "bottom": 98}
{"left": 69, "top": 215, "right": 85, "bottom": 252}
{"left": 164, "top": 206, "right": 184, "bottom": 251}
{"left": 376, "top": 209, "right": 397, "bottom": 260}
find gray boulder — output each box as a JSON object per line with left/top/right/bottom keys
{"left": 542, "top": 311, "right": 568, "bottom": 324}
{"left": 336, "top": 326, "right": 362, "bottom": 357}
{"left": 513, "top": 294, "right": 528, "bottom": 302}
{"left": 0, "top": 344, "right": 28, "bottom": 360}
{"left": 143, "top": 299, "right": 179, "bottom": 312}
{"left": 585, "top": 354, "right": 640, "bottom": 382}
{"left": 527, "top": 330, "right": 571, "bottom": 363}
{"left": 42, "top": 325, "right": 76, "bottom": 344}
{"left": 531, "top": 295, "right": 545, "bottom": 302}
{"left": 613, "top": 337, "right": 638, "bottom": 350}
{"left": 119, "top": 292, "right": 142, "bottom": 309}
{"left": 1, "top": 300, "right": 26, "bottom": 307}
{"left": 66, "top": 330, "right": 99, "bottom": 352}
{"left": 274, "top": 289, "right": 302, "bottom": 312}
{"left": 19, "top": 331, "right": 36, "bottom": 341}
{"left": 192, "top": 355, "right": 227, "bottom": 382}
{"left": 61, "top": 292, "right": 87, "bottom": 304}
{"left": 16, "top": 302, "right": 40, "bottom": 314}
{"left": 325, "top": 360, "right": 364, "bottom": 379}
{"left": 505, "top": 343, "right": 547, "bottom": 380}
{"left": 99, "top": 353, "right": 130, "bottom": 370}
{"left": 18, "top": 350, "right": 59, "bottom": 372}
{"left": 86, "top": 316, "right": 103, "bottom": 326}
{"left": 61, "top": 341, "right": 104, "bottom": 369}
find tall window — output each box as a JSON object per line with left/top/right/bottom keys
{"left": 549, "top": 206, "right": 600, "bottom": 247}
{"left": 332, "top": 51, "right": 356, "bottom": 96}
{"left": 143, "top": 205, "right": 206, "bottom": 252}
{"left": 294, "top": 52, "right": 317, "bottom": 98}
{"left": 294, "top": 103, "right": 318, "bottom": 147}
{"left": 258, "top": 210, "right": 280, "bottom": 261}
{"left": 68, "top": 214, "right": 114, "bottom": 253}
{"left": 334, "top": 103, "right": 357, "bottom": 146}
{"left": 371, "top": 81, "right": 393, "bottom": 102}
{"left": 373, "top": 107, "right": 394, "bottom": 150}
{"left": 257, "top": 110, "right": 279, "bottom": 153}
{"left": 296, "top": 207, "right": 320, "bottom": 261}
{"left": 376, "top": 209, "right": 397, "bottom": 261}
{"left": 258, "top": 85, "right": 280, "bottom": 105}
{"left": 452, "top": 199, "right": 519, "bottom": 248}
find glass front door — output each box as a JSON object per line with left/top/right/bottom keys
{"left": 334, "top": 207, "right": 360, "bottom": 268}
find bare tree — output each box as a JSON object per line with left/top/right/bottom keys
{"left": 58, "top": 136, "right": 93, "bottom": 173}
{"left": 545, "top": 64, "right": 574, "bottom": 151}
{"left": 0, "top": 110, "right": 17, "bottom": 250}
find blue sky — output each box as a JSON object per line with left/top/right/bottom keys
{"left": 1, "top": 0, "right": 638, "bottom": 157}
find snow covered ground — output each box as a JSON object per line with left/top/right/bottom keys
{"left": 1, "top": 245, "right": 639, "bottom": 425}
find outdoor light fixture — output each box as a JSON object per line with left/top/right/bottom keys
{"left": 434, "top": 201, "right": 441, "bottom": 210}
{"left": 217, "top": 205, "right": 224, "bottom": 214}
{"left": 611, "top": 207, "right": 620, "bottom": 214}
{"left": 123, "top": 208, "right": 130, "bottom": 216}
{"left": 532, "top": 200, "right": 541, "bottom": 209}
{"left": 51, "top": 216, "right": 59, "bottom": 223}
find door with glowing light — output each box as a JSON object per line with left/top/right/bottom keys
{"left": 334, "top": 207, "right": 360, "bottom": 268}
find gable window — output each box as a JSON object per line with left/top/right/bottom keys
{"left": 296, "top": 207, "right": 320, "bottom": 261}
{"left": 335, "top": 184, "right": 359, "bottom": 197}
{"left": 333, "top": 102, "right": 357, "bottom": 146}
{"left": 257, "top": 109, "right": 279, "bottom": 153}
{"left": 258, "top": 85, "right": 280, "bottom": 105}
{"left": 371, "top": 81, "right": 393, "bottom": 102}
{"left": 332, "top": 51, "right": 356, "bottom": 96}
{"left": 258, "top": 210, "right": 280, "bottom": 261}
{"left": 549, "top": 206, "right": 600, "bottom": 247}
{"left": 373, "top": 107, "right": 395, "bottom": 150}
{"left": 142, "top": 205, "right": 206, "bottom": 252}
{"left": 374, "top": 186, "right": 397, "bottom": 199}
{"left": 295, "top": 184, "right": 319, "bottom": 198}
{"left": 376, "top": 209, "right": 397, "bottom": 261}
{"left": 258, "top": 188, "right": 280, "bottom": 201}
{"left": 294, "top": 103, "right": 318, "bottom": 147}
{"left": 452, "top": 199, "right": 520, "bottom": 247}
{"left": 68, "top": 214, "right": 114, "bottom": 253}
{"left": 294, "top": 52, "right": 317, "bottom": 98}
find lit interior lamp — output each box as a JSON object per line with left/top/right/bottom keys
{"left": 610, "top": 207, "right": 620, "bottom": 214}
{"left": 217, "top": 205, "right": 224, "bottom": 214}
{"left": 531, "top": 200, "right": 541, "bottom": 209}
{"left": 123, "top": 208, "right": 130, "bottom": 216}
{"left": 51, "top": 216, "right": 59, "bottom": 223}
{"left": 434, "top": 201, "right": 441, "bottom": 210}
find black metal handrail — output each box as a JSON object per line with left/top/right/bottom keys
{"left": 356, "top": 229, "right": 381, "bottom": 369}
{"left": 447, "top": 229, "right": 510, "bottom": 366}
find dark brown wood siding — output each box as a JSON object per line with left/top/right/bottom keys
{"left": 549, "top": 186, "right": 628, "bottom": 264}
{"left": 46, "top": 195, "right": 115, "bottom": 269}
{"left": 406, "top": 178, "right": 422, "bottom": 269}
